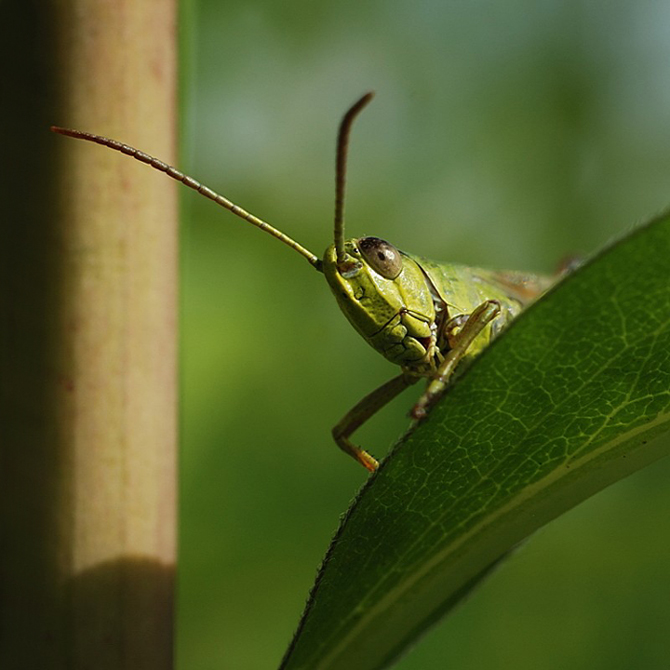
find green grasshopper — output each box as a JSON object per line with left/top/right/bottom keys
{"left": 52, "top": 92, "right": 553, "bottom": 472}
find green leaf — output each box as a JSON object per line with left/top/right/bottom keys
{"left": 280, "top": 212, "right": 670, "bottom": 670}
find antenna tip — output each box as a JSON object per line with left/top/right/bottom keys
{"left": 352, "top": 91, "right": 375, "bottom": 112}
{"left": 51, "top": 125, "right": 73, "bottom": 137}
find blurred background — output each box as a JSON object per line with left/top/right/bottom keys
{"left": 178, "top": 1, "right": 670, "bottom": 668}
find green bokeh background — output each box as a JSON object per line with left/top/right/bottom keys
{"left": 177, "top": 2, "right": 670, "bottom": 668}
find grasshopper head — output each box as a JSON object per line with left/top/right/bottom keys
{"left": 321, "top": 95, "right": 436, "bottom": 366}
{"left": 322, "top": 236, "right": 437, "bottom": 365}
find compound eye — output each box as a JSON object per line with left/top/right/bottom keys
{"left": 358, "top": 237, "right": 403, "bottom": 279}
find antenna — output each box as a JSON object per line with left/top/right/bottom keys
{"left": 333, "top": 92, "right": 375, "bottom": 263}
{"left": 50, "top": 126, "right": 322, "bottom": 270}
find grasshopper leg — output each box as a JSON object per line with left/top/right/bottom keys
{"left": 333, "top": 373, "right": 418, "bottom": 471}
{"left": 411, "top": 300, "right": 501, "bottom": 420}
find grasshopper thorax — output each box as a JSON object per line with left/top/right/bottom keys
{"left": 322, "top": 237, "right": 438, "bottom": 367}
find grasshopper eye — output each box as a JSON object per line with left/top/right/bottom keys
{"left": 358, "top": 237, "right": 403, "bottom": 279}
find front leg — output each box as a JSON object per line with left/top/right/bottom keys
{"left": 411, "top": 300, "right": 501, "bottom": 420}
{"left": 333, "top": 373, "right": 418, "bottom": 471}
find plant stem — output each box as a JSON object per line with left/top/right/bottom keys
{"left": 0, "top": 1, "right": 178, "bottom": 667}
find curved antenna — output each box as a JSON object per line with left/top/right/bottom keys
{"left": 50, "top": 126, "right": 322, "bottom": 270}
{"left": 334, "top": 92, "right": 374, "bottom": 263}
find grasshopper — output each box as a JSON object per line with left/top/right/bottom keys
{"left": 52, "top": 92, "right": 553, "bottom": 472}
